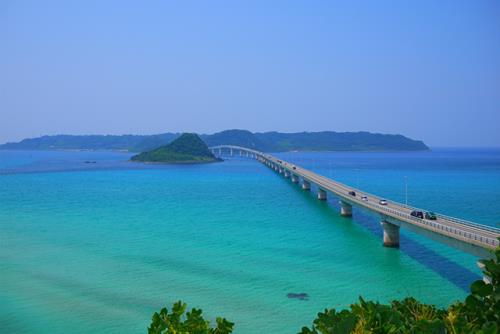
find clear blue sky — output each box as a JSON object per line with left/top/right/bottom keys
{"left": 1, "top": 0, "right": 499, "bottom": 147}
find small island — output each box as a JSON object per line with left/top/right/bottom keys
{"left": 131, "top": 133, "right": 221, "bottom": 164}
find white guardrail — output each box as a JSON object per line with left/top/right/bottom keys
{"left": 375, "top": 203, "right": 500, "bottom": 247}
{"left": 212, "top": 145, "right": 500, "bottom": 248}
{"left": 306, "top": 174, "right": 500, "bottom": 248}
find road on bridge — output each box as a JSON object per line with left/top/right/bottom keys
{"left": 211, "top": 145, "right": 500, "bottom": 257}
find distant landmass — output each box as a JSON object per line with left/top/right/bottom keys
{"left": 131, "top": 133, "right": 220, "bottom": 164}
{"left": 0, "top": 129, "right": 429, "bottom": 152}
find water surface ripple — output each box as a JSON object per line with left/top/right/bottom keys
{"left": 1, "top": 148, "right": 499, "bottom": 333}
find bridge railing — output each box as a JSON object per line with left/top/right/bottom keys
{"left": 329, "top": 180, "right": 500, "bottom": 246}
{"left": 279, "top": 157, "right": 500, "bottom": 238}
{"left": 331, "top": 186, "right": 499, "bottom": 247}
{"left": 373, "top": 203, "right": 500, "bottom": 247}
{"left": 276, "top": 156, "right": 500, "bottom": 247}
{"left": 297, "top": 166, "right": 500, "bottom": 234}
{"left": 213, "top": 145, "right": 500, "bottom": 248}
{"left": 395, "top": 202, "right": 500, "bottom": 234}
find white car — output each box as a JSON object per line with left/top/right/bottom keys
{"left": 361, "top": 195, "right": 368, "bottom": 201}
{"left": 379, "top": 199, "right": 388, "bottom": 205}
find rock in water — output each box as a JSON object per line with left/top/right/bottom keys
{"left": 287, "top": 293, "right": 309, "bottom": 300}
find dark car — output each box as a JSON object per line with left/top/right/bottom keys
{"left": 410, "top": 210, "right": 424, "bottom": 219}
{"left": 348, "top": 191, "right": 356, "bottom": 196}
{"left": 425, "top": 212, "right": 437, "bottom": 220}
{"left": 292, "top": 166, "right": 297, "bottom": 170}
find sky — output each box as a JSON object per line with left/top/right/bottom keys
{"left": 1, "top": 1, "right": 499, "bottom": 147}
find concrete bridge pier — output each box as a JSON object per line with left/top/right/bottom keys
{"left": 291, "top": 174, "right": 299, "bottom": 183}
{"left": 284, "top": 170, "right": 290, "bottom": 178}
{"left": 317, "top": 188, "right": 327, "bottom": 201}
{"left": 381, "top": 220, "right": 400, "bottom": 248}
{"left": 302, "top": 180, "right": 311, "bottom": 191}
{"left": 340, "top": 200, "right": 353, "bottom": 217}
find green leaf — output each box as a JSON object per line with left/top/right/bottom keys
{"left": 471, "top": 280, "right": 493, "bottom": 297}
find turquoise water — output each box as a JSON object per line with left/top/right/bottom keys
{"left": 1, "top": 149, "right": 499, "bottom": 333}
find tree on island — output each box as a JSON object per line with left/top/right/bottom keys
{"left": 131, "top": 133, "right": 221, "bottom": 164}
{"left": 149, "top": 239, "right": 499, "bottom": 333}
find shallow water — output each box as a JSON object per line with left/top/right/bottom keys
{"left": 1, "top": 148, "right": 499, "bottom": 333}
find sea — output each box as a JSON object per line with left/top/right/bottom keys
{"left": 1, "top": 148, "right": 499, "bottom": 333}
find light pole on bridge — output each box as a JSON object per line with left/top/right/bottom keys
{"left": 404, "top": 176, "right": 408, "bottom": 205}
{"left": 354, "top": 169, "right": 360, "bottom": 189}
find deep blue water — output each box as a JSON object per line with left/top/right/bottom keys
{"left": 0, "top": 148, "right": 499, "bottom": 333}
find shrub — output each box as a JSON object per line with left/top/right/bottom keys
{"left": 300, "top": 239, "right": 499, "bottom": 334}
{"left": 148, "top": 240, "right": 499, "bottom": 334}
{"left": 147, "top": 301, "right": 234, "bottom": 334}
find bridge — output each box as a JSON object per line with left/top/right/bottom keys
{"left": 210, "top": 145, "right": 500, "bottom": 260}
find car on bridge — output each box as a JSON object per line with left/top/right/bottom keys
{"left": 411, "top": 210, "right": 424, "bottom": 219}
{"left": 348, "top": 191, "right": 356, "bottom": 196}
{"left": 361, "top": 195, "right": 368, "bottom": 201}
{"left": 425, "top": 212, "right": 437, "bottom": 220}
{"left": 379, "top": 199, "right": 388, "bottom": 205}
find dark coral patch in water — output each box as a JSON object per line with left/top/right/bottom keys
{"left": 287, "top": 293, "right": 309, "bottom": 300}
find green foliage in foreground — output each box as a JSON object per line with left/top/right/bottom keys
{"left": 148, "top": 301, "right": 234, "bottom": 334}
{"left": 301, "top": 240, "right": 499, "bottom": 334}
{"left": 149, "top": 240, "right": 499, "bottom": 334}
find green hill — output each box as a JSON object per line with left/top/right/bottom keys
{"left": 131, "top": 133, "right": 220, "bottom": 163}
{"left": 0, "top": 133, "right": 179, "bottom": 152}
{"left": 202, "top": 129, "right": 428, "bottom": 151}
{"left": 0, "top": 130, "right": 429, "bottom": 152}
{"left": 254, "top": 131, "right": 428, "bottom": 151}
{"left": 201, "top": 130, "right": 266, "bottom": 150}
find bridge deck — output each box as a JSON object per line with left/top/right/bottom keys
{"left": 210, "top": 145, "right": 500, "bottom": 252}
